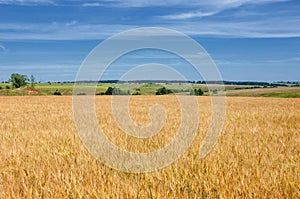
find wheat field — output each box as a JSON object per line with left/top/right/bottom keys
{"left": 0, "top": 96, "right": 299, "bottom": 198}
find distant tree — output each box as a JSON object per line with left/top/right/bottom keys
{"left": 10, "top": 73, "right": 28, "bottom": 88}
{"left": 105, "top": 87, "right": 114, "bottom": 95}
{"left": 155, "top": 87, "right": 173, "bottom": 95}
{"left": 193, "top": 88, "right": 204, "bottom": 96}
{"left": 53, "top": 89, "right": 62, "bottom": 95}
{"left": 30, "top": 75, "right": 35, "bottom": 88}
{"left": 103, "top": 87, "right": 128, "bottom": 95}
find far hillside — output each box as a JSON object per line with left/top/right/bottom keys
{"left": 0, "top": 81, "right": 299, "bottom": 98}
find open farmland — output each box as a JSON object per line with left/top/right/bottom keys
{"left": 226, "top": 86, "right": 300, "bottom": 98}
{"left": 1, "top": 82, "right": 300, "bottom": 97}
{"left": 0, "top": 96, "right": 299, "bottom": 198}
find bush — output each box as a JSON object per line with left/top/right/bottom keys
{"left": 193, "top": 88, "right": 204, "bottom": 96}
{"left": 53, "top": 90, "right": 62, "bottom": 95}
{"left": 105, "top": 87, "right": 114, "bottom": 95}
{"left": 10, "top": 73, "right": 28, "bottom": 88}
{"left": 5, "top": 85, "right": 10, "bottom": 89}
{"left": 0, "top": 86, "right": 2, "bottom": 90}
{"left": 30, "top": 75, "right": 36, "bottom": 88}
{"left": 103, "top": 87, "right": 129, "bottom": 95}
{"left": 155, "top": 87, "right": 173, "bottom": 95}
{"left": 132, "top": 91, "right": 141, "bottom": 95}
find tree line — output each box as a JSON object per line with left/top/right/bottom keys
{"left": 7, "top": 73, "right": 36, "bottom": 89}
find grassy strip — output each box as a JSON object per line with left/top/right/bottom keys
{"left": 261, "top": 92, "right": 300, "bottom": 98}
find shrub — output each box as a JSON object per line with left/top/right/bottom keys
{"left": 155, "top": 87, "right": 173, "bottom": 95}
{"left": 30, "top": 75, "right": 35, "bottom": 88}
{"left": 132, "top": 91, "right": 141, "bottom": 95}
{"left": 105, "top": 87, "right": 114, "bottom": 95}
{"left": 53, "top": 90, "right": 62, "bottom": 96}
{"left": 10, "top": 73, "right": 28, "bottom": 88}
{"left": 193, "top": 88, "right": 204, "bottom": 96}
{"left": 104, "top": 87, "right": 129, "bottom": 95}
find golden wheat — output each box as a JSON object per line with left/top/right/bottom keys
{"left": 0, "top": 96, "right": 299, "bottom": 198}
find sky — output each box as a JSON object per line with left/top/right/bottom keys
{"left": 0, "top": 0, "right": 299, "bottom": 82}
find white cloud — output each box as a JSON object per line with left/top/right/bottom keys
{"left": 160, "top": 11, "right": 218, "bottom": 20}
{"left": 158, "top": 0, "right": 290, "bottom": 20}
{"left": 0, "top": 43, "right": 5, "bottom": 50}
{"left": 0, "top": 43, "right": 6, "bottom": 52}
{"left": 0, "top": 0, "right": 290, "bottom": 7}
{"left": 100, "top": 0, "right": 289, "bottom": 8}
{"left": 102, "top": 0, "right": 211, "bottom": 7}
{"left": 82, "top": 2, "right": 103, "bottom": 7}
{"left": 66, "top": 20, "right": 78, "bottom": 26}
{"left": 264, "top": 57, "right": 300, "bottom": 63}
{"left": 176, "top": 19, "right": 300, "bottom": 38}
{"left": 0, "top": 13, "right": 299, "bottom": 40}
{"left": 0, "top": 0, "right": 54, "bottom": 5}
{"left": 0, "top": 22, "right": 136, "bottom": 40}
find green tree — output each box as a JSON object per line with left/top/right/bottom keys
{"left": 10, "top": 73, "right": 28, "bottom": 88}
{"left": 193, "top": 88, "right": 204, "bottom": 96}
{"left": 53, "top": 89, "right": 62, "bottom": 95}
{"left": 105, "top": 87, "right": 114, "bottom": 95}
{"left": 30, "top": 75, "right": 35, "bottom": 88}
{"left": 155, "top": 87, "right": 173, "bottom": 95}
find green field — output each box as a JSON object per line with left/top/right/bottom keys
{"left": 226, "top": 86, "right": 300, "bottom": 98}
{"left": 0, "top": 83, "right": 113, "bottom": 96}
{"left": 0, "top": 82, "right": 300, "bottom": 98}
{"left": 0, "top": 82, "right": 204, "bottom": 96}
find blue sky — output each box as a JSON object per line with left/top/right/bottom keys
{"left": 0, "top": 0, "right": 299, "bottom": 82}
